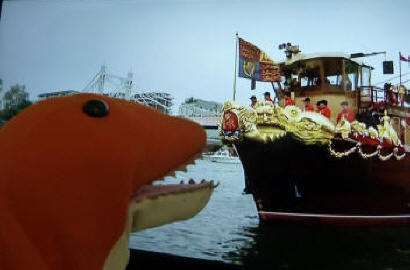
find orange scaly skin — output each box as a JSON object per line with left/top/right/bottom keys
{"left": 0, "top": 94, "right": 206, "bottom": 269}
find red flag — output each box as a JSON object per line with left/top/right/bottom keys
{"left": 399, "top": 52, "right": 409, "bottom": 62}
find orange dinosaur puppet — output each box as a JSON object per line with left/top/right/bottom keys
{"left": 0, "top": 94, "right": 215, "bottom": 270}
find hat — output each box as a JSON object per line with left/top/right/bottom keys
{"left": 264, "top": 92, "right": 271, "bottom": 96}
{"left": 303, "top": 97, "right": 310, "bottom": 102}
{"left": 250, "top": 95, "right": 257, "bottom": 100}
{"left": 340, "top": 101, "right": 348, "bottom": 106}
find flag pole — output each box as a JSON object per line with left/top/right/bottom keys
{"left": 233, "top": 32, "right": 238, "bottom": 101}
{"left": 399, "top": 52, "right": 402, "bottom": 86}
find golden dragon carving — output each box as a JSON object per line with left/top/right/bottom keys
{"left": 220, "top": 101, "right": 403, "bottom": 149}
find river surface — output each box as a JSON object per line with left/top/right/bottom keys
{"left": 130, "top": 160, "right": 410, "bottom": 269}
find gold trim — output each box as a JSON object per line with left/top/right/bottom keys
{"left": 220, "top": 102, "right": 406, "bottom": 161}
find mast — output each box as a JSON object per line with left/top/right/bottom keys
{"left": 233, "top": 32, "right": 238, "bottom": 101}
{"left": 399, "top": 52, "right": 402, "bottom": 86}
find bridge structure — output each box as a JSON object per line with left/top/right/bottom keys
{"left": 83, "top": 65, "right": 173, "bottom": 114}
{"left": 83, "top": 66, "right": 222, "bottom": 144}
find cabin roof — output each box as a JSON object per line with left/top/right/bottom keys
{"left": 278, "top": 52, "right": 373, "bottom": 68}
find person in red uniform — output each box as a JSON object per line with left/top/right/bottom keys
{"left": 318, "top": 100, "right": 331, "bottom": 119}
{"left": 336, "top": 101, "right": 355, "bottom": 123}
{"left": 264, "top": 92, "right": 273, "bottom": 102}
{"left": 250, "top": 95, "right": 257, "bottom": 108}
{"left": 283, "top": 92, "right": 295, "bottom": 107}
{"left": 302, "top": 97, "right": 314, "bottom": 112}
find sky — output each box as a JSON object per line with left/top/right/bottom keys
{"left": 0, "top": 0, "right": 409, "bottom": 111}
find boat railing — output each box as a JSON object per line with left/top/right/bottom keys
{"left": 358, "top": 86, "right": 386, "bottom": 108}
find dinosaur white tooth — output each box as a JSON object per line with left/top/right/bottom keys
{"left": 188, "top": 179, "right": 195, "bottom": 184}
{"left": 211, "top": 181, "right": 220, "bottom": 188}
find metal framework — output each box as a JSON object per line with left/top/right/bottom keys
{"left": 83, "top": 65, "right": 173, "bottom": 114}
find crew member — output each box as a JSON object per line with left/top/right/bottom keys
{"left": 318, "top": 100, "right": 331, "bottom": 119}
{"left": 283, "top": 92, "right": 295, "bottom": 107}
{"left": 316, "top": 100, "right": 321, "bottom": 112}
{"left": 250, "top": 95, "right": 257, "bottom": 108}
{"left": 302, "top": 97, "right": 314, "bottom": 112}
{"left": 264, "top": 92, "right": 273, "bottom": 102}
{"left": 399, "top": 85, "right": 406, "bottom": 107}
{"left": 336, "top": 101, "right": 355, "bottom": 123}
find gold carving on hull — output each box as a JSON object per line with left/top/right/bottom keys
{"left": 220, "top": 101, "right": 334, "bottom": 144}
{"left": 220, "top": 102, "right": 406, "bottom": 161}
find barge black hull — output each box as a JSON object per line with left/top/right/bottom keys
{"left": 235, "top": 136, "right": 410, "bottom": 225}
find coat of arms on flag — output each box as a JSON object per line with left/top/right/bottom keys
{"left": 238, "top": 38, "right": 281, "bottom": 82}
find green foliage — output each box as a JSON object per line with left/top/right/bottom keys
{"left": 0, "top": 83, "right": 32, "bottom": 122}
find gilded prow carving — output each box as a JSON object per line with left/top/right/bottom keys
{"left": 220, "top": 101, "right": 405, "bottom": 161}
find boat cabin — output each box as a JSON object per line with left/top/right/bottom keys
{"left": 277, "top": 53, "right": 409, "bottom": 146}
{"left": 278, "top": 53, "right": 371, "bottom": 121}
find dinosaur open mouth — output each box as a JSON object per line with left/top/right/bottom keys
{"left": 127, "top": 151, "right": 217, "bottom": 232}
{"left": 130, "top": 179, "right": 217, "bottom": 203}
{"left": 130, "top": 151, "right": 218, "bottom": 201}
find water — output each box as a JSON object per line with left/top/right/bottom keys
{"left": 129, "top": 160, "right": 410, "bottom": 269}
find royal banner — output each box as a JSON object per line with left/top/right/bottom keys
{"left": 238, "top": 38, "right": 281, "bottom": 82}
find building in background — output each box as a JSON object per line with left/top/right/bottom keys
{"left": 178, "top": 97, "right": 222, "bottom": 117}
{"left": 38, "top": 90, "right": 79, "bottom": 100}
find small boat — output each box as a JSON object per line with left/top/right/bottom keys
{"left": 203, "top": 149, "right": 241, "bottom": 164}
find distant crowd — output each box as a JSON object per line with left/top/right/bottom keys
{"left": 250, "top": 91, "right": 354, "bottom": 124}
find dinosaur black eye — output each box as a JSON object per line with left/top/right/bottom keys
{"left": 82, "top": 99, "right": 109, "bottom": 118}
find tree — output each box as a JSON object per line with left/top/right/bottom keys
{"left": 0, "top": 84, "right": 32, "bottom": 121}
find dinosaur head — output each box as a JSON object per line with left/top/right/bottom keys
{"left": 0, "top": 94, "right": 215, "bottom": 270}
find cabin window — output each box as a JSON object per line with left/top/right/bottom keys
{"left": 298, "top": 66, "right": 320, "bottom": 89}
{"left": 325, "top": 74, "right": 343, "bottom": 89}
{"left": 344, "top": 60, "right": 358, "bottom": 91}
{"left": 323, "top": 58, "right": 343, "bottom": 90}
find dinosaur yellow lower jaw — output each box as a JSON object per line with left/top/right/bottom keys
{"left": 103, "top": 181, "right": 216, "bottom": 270}
{"left": 129, "top": 180, "right": 216, "bottom": 232}
{"left": 127, "top": 150, "right": 217, "bottom": 231}
{"left": 103, "top": 152, "right": 216, "bottom": 270}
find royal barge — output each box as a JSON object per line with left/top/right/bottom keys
{"left": 220, "top": 40, "right": 409, "bottom": 225}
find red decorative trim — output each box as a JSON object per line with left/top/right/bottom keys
{"left": 259, "top": 211, "right": 410, "bottom": 226}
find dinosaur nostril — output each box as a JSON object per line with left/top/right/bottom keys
{"left": 82, "top": 99, "right": 109, "bottom": 118}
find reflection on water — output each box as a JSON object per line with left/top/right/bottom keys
{"left": 230, "top": 224, "right": 410, "bottom": 269}
{"left": 130, "top": 160, "right": 259, "bottom": 261}
{"left": 130, "top": 160, "right": 410, "bottom": 269}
